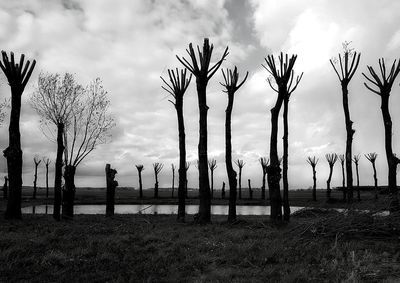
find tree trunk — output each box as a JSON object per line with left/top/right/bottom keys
{"left": 261, "top": 172, "right": 266, "bottom": 200}
{"left": 342, "top": 83, "right": 354, "bottom": 202}
{"left": 62, "top": 165, "right": 76, "bottom": 219}
{"left": 238, "top": 167, "right": 242, "bottom": 200}
{"left": 45, "top": 164, "right": 49, "bottom": 199}
{"left": 225, "top": 92, "right": 237, "bottom": 222}
{"left": 327, "top": 165, "right": 333, "bottom": 201}
{"left": 312, "top": 166, "right": 317, "bottom": 201}
{"left": 372, "top": 162, "right": 378, "bottom": 200}
{"left": 381, "top": 94, "right": 399, "bottom": 211}
{"left": 196, "top": 79, "right": 211, "bottom": 223}
{"left": 154, "top": 174, "right": 158, "bottom": 199}
{"left": 33, "top": 163, "right": 38, "bottom": 199}
{"left": 105, "top": 164, "right": 118, "bottom": 217}
{"left": 3, "top": 177, "right": 8, "bottom": 200}
{"left": 4, "top": 86, "right": 23, "bottom": 219}
{"left": 355, "top": 163, "right": 360, "bottom": 201}
{"left": 53, "top": 122, "right": 64, "bottom": 221}
{"left": 248, "top": 179, "right": 253, "bottom": 200}
{"left": 171, "top": 167, "right": 175, "bottom": 198}
{"left": 176, "top": 100, "right": 187, "bottom": 222}
{"left": 268, "top": 93, "right": 284, "bottom": 222}
{"left": 210, "top": 170, "right": 214, "bottom": 199}
{"left": 341, "top": 162, "right": 346, "bottom": 201}
{"left": 138, "top": 171, "right": 143, "bottom": 199}
{"left": 282, "top": 97, "right": 290, "bottom": 221}
{"left": 221, "top": 182, "right": 225, "bottom": 199}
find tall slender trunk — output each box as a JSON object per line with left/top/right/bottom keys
{"left": 45, "top": 163, "right": 49, "bottom": 199}
{"left": 381, "top": 94, "right": 399, "bottom": 211}
{"left": 210, "top": 170, "right": 214, "bottom": 199}
{"left": 62, "top": 165, "right": 76, "bottom": 219}
{"left": 355, "top": 162, "right": 360, "bottom": 201}
{"left": 138, "top": 171, "right": 143, "bottom": 199}
{"left": 33, "top": 163, "right": 38, "bottom": 199}
{"left": 268, "top": 93, "right": 284, "bottom": 221}
{"left": 196, "top": 79, "right": 211, "bottom": 223}
{"left": 53, "top": 122, "right": 64, "bottom": 221}
{"left": 261, "top": 172, "right": 266, "bottom": 200}
{"left": 176, "top": 101, "right": 186, "bottom": 222}
{"left": 105, "top": 164, "right": 118, "bottom": 217}
{"left": 221, "top": 182, "right": 225, "bottom": 199}
{"left": 341, "top": 162, "right": 346, "bottom": 201}
{"left": 154, "top": 173, "right": 159, "bottom": 199}
{"left": 171, "top": 167, "right": 175, "bottom": 198}
{"left": 248, "top": 179, "right": 253, "bottom": 200}
{"left": 3, "top": 177, "right": 8, "bottom": 200}
{"left": 238, "top": 167, "right": 242, "bottom": 200}
{"left": 225, "top": 92, "right": 237, "bottom": 222}
{"left": 327, "top": 165, "right": 333, "bottom": 201}
{"left": 4, "top": 86, "right": 23, "bottom": 219}
{"left": 282, "top": 97, "right": 290, "bottom": 221}
{"left": 372, "top": 162, "right": 378, "bottom": 200}
{"left": 312, "top": 166, "right": 317, "bottom": 201}
{"left": 342, "top": 83, "right": 354, "bottom": 202}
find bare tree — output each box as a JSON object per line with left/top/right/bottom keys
{"left": 208, "top": 159, "right": 217, "bottom": 199}
{"left": 0, "top": 51, "right": 36, "bottom": 219}
{"left": 31, "top": 72, "right": 82, "bottom": 221}
{"left": 176, "top": 38, "right": 229, "bottom": 224}
{"left": 325, "top": 153, "right": 338, "bottom": 201}
{"left": 352, "top": 154, "right": 361, "bottom": 201}
{"left": 135, "top": 165, "right": 144, "bottom": 199}
{"left": 365, "top": 153, "right": 378, "bottom": 200}
{"left": 105, "top": 164, "right": 118, "bottom": 217}
{"left": 262, "top": 53, "right": 300, "bottom": 221}
{"left": 330, "top": 42, "right": 361, "bottom": 202}
{"left": 338, "top": 154, "right": 346, "bottom": 200}
{"left": 43, "top": 158, "right": 51, "bottom": 199}
{"left": 235, "top": 159, "right": 245, "bottom": 200}
{"left": 171, "top": 164, "right": 176, "bottom": 198}
{"left": 259, "top": 157, "right": 269, "bottom": 200}
{"left": 32, "top": 156, "right": 41, "bottom": 199}
{"left": 161, "top": 68, "right": 191, "bottom": 221}
{"left": 248, "top": 179, "right": 253, "bottom": 200}
{"left": 307, "top": 156, "right": 318, "bottom": 201}
{"left": 185, "top": 162, "right": 190, "bottom": 198}
{"left": 220, "top": 67, "right": 248, "bottom": 221}
{"left": 363, "top": 58, "right": 400, "bottom": 211}
{"left": 62, "top": 78, "right": 114, "bottom": 219}
{"left": 153, "top": 163, "right": 164, "bottom": 199}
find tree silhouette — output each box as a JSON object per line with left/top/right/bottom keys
{"left": 0, "top": 51, "right": 36, "bottom": 219}
{"left": 32, "top": 156, "right": 41, "bottom": 199}
{"left": 208, "top": 159, "right": 217, "bottom": 199}
{"left": 135, "top": 165, "right": 144, "bottom": 199}
{"left": 248, "top": 179, "right": 253, "bottom": 200}
{"left": 62, "top": 78, "right": 114, "bottom": 219}
{"left": 3, "top": 176, "right": 8, "bottom": 200}
{"left": 220, "top": 66, "right": 248, "bottom": 221}
{"left": 185, "top": 162, "right": 190, "bottom": 198}
{"left": 171, "top": 164, "right": 176, "bottom": 198}
{"left": 153, "top": 163, "right": 164, "bottom": 199}
{"left": 105, "top": 164, "right": 118, "bottom": 217}
{"left": 43, "top": 158, "right": 51, "bottom": 199}
{"left": 176, "top": 38, "right": 229, "bottom": 224}
{"left": 221, "top": 181, "right": 225, "bottom": 199}
{"left": 31, "top": 72, "right": 82, "bottom": 221}
{"left": 363, "top": 58, "right": 400, "bottom": 211}
{"left": 262, "top": 52, "right": 300, "bottom": 221}
{"left": 325, "top": 153, "right": 338, "bottom": 201}
{"left": 307, "top": 156, "right": 318, "bottom": 201}
{"left": 338, "top": 154, "right": 346, "bottom": 200}
{"left": 330, "top": 42, "right": 361, "bottom": 202}
{"left": 161, "top": 68, "right": 191, "bottom": 220}
{"left": 235, "top": 159, "right": 245, "bottom": 200}
{"left": 352, "top": 154, "right": 361, "bottom": 201}
{"left": 365, "top": 153, "right": 378, "bottom": 200}
{"left": 259, "top": 157, "right": 269, "bottom": 200}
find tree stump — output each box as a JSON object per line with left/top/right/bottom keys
{"left": 106, "top": 164, "right": 118, "bottom": 217}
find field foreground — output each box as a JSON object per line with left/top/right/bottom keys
{"left": 1, "top": 210, "right": 400, "bottom": 282}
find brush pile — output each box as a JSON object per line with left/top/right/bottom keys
{"left": 291, "top": 207, "right": 400, "bottom": 240}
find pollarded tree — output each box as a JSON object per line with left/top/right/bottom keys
{"left": 352, "top": 154, "right": 361, "bottom": 201}
{"left": 161, "top": 68, "right": 191, "bottom": 220}
{"left": 363, "top": 58, "right": 400, "bottom": 211}
{"left": 62, "top": 78, "right": 114, "bottom": 219}
{"left": 32, "top": 156, "right": 41, "bottom": 199}
{"left": 176, "top": 38, "right": 229, "bottom": 224}
{"left": 262, "top": 53, "right": 300, "bottom": 221}
{"left": 43, "top": 157, "right": 51, "bottom": 199}
{"left": 365, "top": 153, "right": 378, "bottom": 200}
{"left": 307, "top": 156, "right": 318, "bottom": 201}
{"left": 220, "top": 66, "right": 248, "bottom": 221}
{"left": 171, "top": 164, "right": 176, "bottom": 198}
{"left": 0, "top": 51, "right": 36, "bottom": 219}
{"left": 325, "top": 153, "right": 338, "bottom": 201}
{"left": 153, "top": 163, "right": 164, "bottom": 199}
{"left": 259, "top": 157, "right": 269, "bottom": 200}
{"left": 338, "top": 154, "right": 346, "bottom": 200}
{"left": 208, "top": 159, "right": 217, "bottom": 199}
{"left": 330, "top": 42, "right": 361, "bottom": 202}
{"left": 235, "top": 159, "right": 245, "bottom": 200}
{"left": 135, "top": 164, "right": 144, "bottom": 199}
{"left": 31, "top": 72, "right": 82, "bottom": 221}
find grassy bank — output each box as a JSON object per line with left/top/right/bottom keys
{"left": 1, "top": 211, "right": 400, "bottom": 282}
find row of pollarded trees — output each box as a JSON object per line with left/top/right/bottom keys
{"left": 307, "top": 152, "right": 380, "bottom": 202}
{"left": 0, "top": 50, "right": 115, "bottom": 220}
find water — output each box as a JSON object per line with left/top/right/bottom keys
{"left": 21, "top": 204, "right": 307, "bottom": 215}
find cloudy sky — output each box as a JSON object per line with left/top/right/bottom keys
{"left": 1, "top": 0, "right": 400, "bottom": 191}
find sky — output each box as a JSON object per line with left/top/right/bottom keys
{"left": 0, "top": 0, "right": 400, "bottom": 191}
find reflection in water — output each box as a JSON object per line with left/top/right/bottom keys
{"left": 22, "top": 204, "right": 307, "bottom": 216}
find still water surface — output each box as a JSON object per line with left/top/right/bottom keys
{"left": 22, "top": 204, "right": 307, "bottom": 215}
